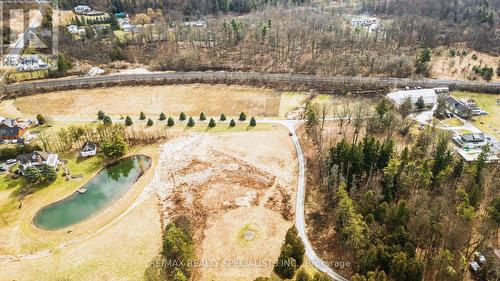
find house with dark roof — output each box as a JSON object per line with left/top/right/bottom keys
{"left": 0, "top": 119, "right": 26, "bottom": 140}
{"left": 444, "top": 96, "right": 472, "bottom": 119}
{"left": 79, "top": 141, "right": 97, "bottom": 157}
{"left": 17, "top": 151, "right": 59, "bottom": 175}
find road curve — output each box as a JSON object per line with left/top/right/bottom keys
{"left": 262, "top": 119, "right": 348, "bottom": 281}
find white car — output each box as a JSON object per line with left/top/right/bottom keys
{"left": 6, "top": 159, "right": 16, "bottom": 164}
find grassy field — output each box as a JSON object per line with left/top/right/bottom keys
{"left": 0, "top": 145, "right": 162, "bottom": 280}
{"left": 451, "top": 92, "right": 500, "bottom": 138}
{"left": 442, "top": 117, "right": 464, "bottom": 127}
{"left": 12, "top": 85, "right": 283, "bottom": 118}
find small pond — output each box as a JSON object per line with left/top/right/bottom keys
{"left": 33, "top": 155, "right": 151, "bottom": 230}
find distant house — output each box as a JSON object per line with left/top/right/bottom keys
{"left": 0, "top": 119, "right": 26, "bottom": 140}
{"left": 67, "top": 25, "right": 78, "bottom": 34}
{"left": 452, "top": 133, "right": 489, "bottom": 150}
{"left": 444, "top": 96, "right": 472, "bottom": 119}
{"left": 17, "top": 151, "right": 59, "bottom": 175}
{"left": 183, "top": 19, "right": 207, "bottom": 28}
{"left": 74, "top": 5, "right": 91, "bottom": 14}
{"left": 452, "top": 133, "right": 499, "bottom": 162}
{"left": 79, "top": 141, "right": 97, "bottom": 157}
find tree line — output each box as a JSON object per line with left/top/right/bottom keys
{"left": 303, "top": 96, "right": 499, "bottom": 281}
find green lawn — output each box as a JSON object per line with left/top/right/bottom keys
{"left": 0, "top": 153, "right": 103, "bottom": 216}
{"left": 451, "top": 92, "right": 500, "bottom": 138}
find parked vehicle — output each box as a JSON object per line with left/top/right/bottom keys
{"left": 6, "top": 159, "right": 16, "bottom": 164}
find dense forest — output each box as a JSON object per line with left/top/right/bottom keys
{"left": 58, "top": 0, "right": 500, "bottom": 79}
{"left": 302, "top": 97, "right": 500, "bottom": 281}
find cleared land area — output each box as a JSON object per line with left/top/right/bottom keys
{"left": 451, "top": 91, "right": 500, "bottom": 138}
{"left": 144, "top": 128, "right": 297, "bottom": 280}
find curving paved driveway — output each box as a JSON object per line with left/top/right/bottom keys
{"left": 262, "top": 119, "right": 348, "bottom": 281}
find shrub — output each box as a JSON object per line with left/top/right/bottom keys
{"left": 101, "top": 132, "right": 128, "bottom": 158}
{"left": 187, "top": 117, "right": 195, "bottom": 127}
{"left": 163, "top": 223, "right": 194, "bottom": 280}
{"left": 239, "top": 112, "right": 247, "bottom": 121}
{"left": 179, "top": 112, "right": 186, "bottom": 121}
{"left": 220, "top": 113, "right": 226, "bottom": 121}
{"left": 472, "top": 54, "right": 478, "bottom": 60}
{"left": 249, "top": 117, "right": 256, "bottom": 127}
{"left": 36, "top": 114, "right": 46, "bottom": 125}
{"left": 229, "top": 119, "right": 236, "bottom": 127}
{"left": 147, "top": 118, "right": 154, "bottom": 126}
{"left": 97, "top": 110, "right": 105, "bottom": 120}
{"left": 140, "top": 111, "right": 146, "bottom": 120}
{"left": 199, "top": 112, "right": 206, "bottom": 121}
{"left": 167, "top": 117, "right": 175, "bottom": 127}
{"left": 125, "top": 116, "right": 133, "bottom": 126}
{"left": 449, "top": 49, "right": 456, "bottom": 57}
{"left": 159, "top": 112, "right": 166, "bottom": 121}
{"left": 208, "top": 118, "right": 216, "bottom": 128}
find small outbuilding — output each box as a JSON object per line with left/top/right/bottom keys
{"left": 79, "top": 141, "right": 97, "bottom": 157}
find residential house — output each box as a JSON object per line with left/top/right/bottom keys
{"left": 74, "top": 5, "right": 91, "bottom": 14}
{"left": 67, "top": 25, "right": 78, "bottom": 34}
{"left": 17, "top": 151, "right": 59, "bottom": 175}
{"left": 452, "top": 133, "right": 499, "bottom": 162}
{"left": 0, "top": 119, "right": 26, "bottom": 140}
{"left": 444, "top": 96, "right": 472, "bottom": 119}
{"left": 79, "top": 141, "right": 97, "bottom": 157}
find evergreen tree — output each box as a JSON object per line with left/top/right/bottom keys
{"left": 199, "top": 112, "right": 206, "bottom": 121}
{"left": 187, "top": 117, "right": 195, "bottom": 127}
{"left": 103, "top": 115, "right": 112, "bottom": 125}
{"left": 249, "top": 117, "right": 256, "bottom": 127}
{"left": 229, "top": 119, "right": 236, "bottom": 127}
{"left": 159, "top": 112, "right": 166, "bottom": 120}
{"left": 125, "top": 116, "right": 133, "bottom": 126}
{"left": 40, "top": 164, "right": 57, "bottom": 183}
{"left": 98, "top": 110, "right": 105, "bottom": 120}
{"left": 208, "top": 118, "right": 216, "bottom": 128}
{"left": 24, "top": 166, "right": 42, "bottom": 183}
{"left": 167, "top": 117, "right": 175, "bottom": 127}
{"left": 220, "top": 113, "right": 226, "bottom": 121}
{"left": 415, "top": 96, "right": 426, "bottom": 110}
{"left": 180, "top": 112, "right": 186, "bottom": 121}
{"left": 399, "top": 97, "right": 413, "bottom": 119}
{"left": 139, "top": 111, "right": 146, "bottom": 120}
{"left": 36, "top": 114, "right": 46, "bottom": 125}
{"left": 239, "top": 112, "right": 247, "bottom": 121}
{"left": 147, "top": 118, "right": 154, "bottom": 126}
{"left": 274, "top": 244, "right": 296, "bottom": 279}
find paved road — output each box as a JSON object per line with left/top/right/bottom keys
{"left": 2, "top": 71, "right": 500, "bottom": 96}
{"left": 263, "top": 119, "right": 348, "bottom": 281}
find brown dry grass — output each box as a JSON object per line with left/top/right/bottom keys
{"left": 0, "top": 196, "right": 162, "bottom": 281}
{"left": 11, "top": 84, "right": 282, "bottom": 118}
{"left": 431, "top": 46, "right": 500, "bottom": 82}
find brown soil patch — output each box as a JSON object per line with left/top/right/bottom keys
{"left": 145, "top": 128, "right": 297, "bottom": 280}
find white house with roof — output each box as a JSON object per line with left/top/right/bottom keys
{"left": 17, "top": 151, "right": 59, "bottom": 175}
{"left": 67, "top": 25, "right": 78, "bottom": 34}
{"left": 452, "top": 133, "right": 499, "bottom": 162}
{"left": 79, "top": 141, "right": 97, "bottom": 157}
{"left": 74, "top": 5, "right": 91, "bottom": 14}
